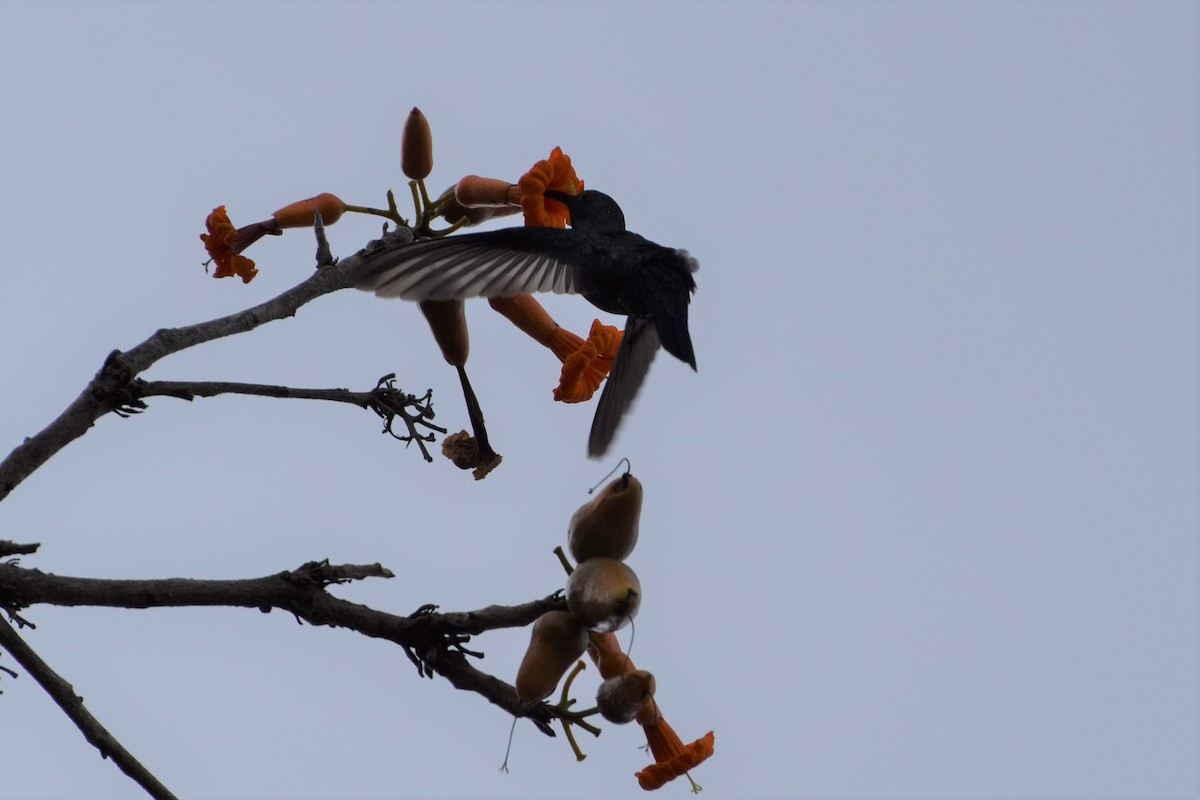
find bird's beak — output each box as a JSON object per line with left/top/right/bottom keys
{"left": 542, "top": 189, "right": 576, "bottom": 226}
{"left": 543, "top": 189, "right": 575, "bottom": 206}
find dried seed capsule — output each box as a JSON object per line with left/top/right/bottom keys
{"left": 596, "top": 670, "right": 656, "bottom": 724}
{"left": 568, "top": 473, "right": 643, "bottom": 562}
{"left": 515, "top": 610, "right": 589, "bottom": 703}
{"left": 565, "top": 557, "right": 641, "bottom": 633}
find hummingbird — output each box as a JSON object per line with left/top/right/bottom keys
{"left": 350, "top": 190, "right": 698, "bottom": 457}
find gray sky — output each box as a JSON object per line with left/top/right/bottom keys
{"left": 0, "top": 2, "right": 1195, "bottom": 798}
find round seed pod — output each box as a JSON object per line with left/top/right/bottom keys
{"left": 565, "top": 557, "right": 641, "bottom": 633}
{"left": 514, "top": 610, "right": 588, "bottom": 704}
{"left": 568, "top": 473, "right": 643, "bottom": 562}
{"left": 596, "top": 670, "right": 656, "bottom": 724}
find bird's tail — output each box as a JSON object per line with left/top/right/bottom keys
{"left": 652, "top": 303, "right": 696, "bottom": 371}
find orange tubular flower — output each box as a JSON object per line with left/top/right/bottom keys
{"left": 518, "top": 146, "right": 583, "bottom": 228}
{"left": 200, "top": 206, "right": 258, "bottom": 283}
{"left": 587, "top": 632, "right": 715, "bottom": 792}
{"left": 483, "top": 147, "right": 621, "bottom": 401}
{"left": 201, "top": 194, "right": 343, "bottom": 284}
{"left": 636, "top": 723, "right": 716, "bottom": 792}
{"left": 488, "top": 296, "right": 585, "bottom": 355}
{"left": 555, "top": 319, "right": 622, "bottom": 403}
{"left": 488, "top": 297, "right": 621, "bottom": 403}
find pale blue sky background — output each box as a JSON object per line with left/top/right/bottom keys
{"left": 0, "top": 2, "right": 1195, "bottom": 798}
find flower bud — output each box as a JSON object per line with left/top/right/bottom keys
{"left": 271, "top": 193, "right": 346, "bottom": 228}
{"left": 566, "top": 557, "right": 641, "bottom": 632}
{"left": 568, "top": 473, "right": 642, "bottom": 562}
{"left": 454, "top": 175, "right": 517, "bottom": 208}
{"left": 440, "top": 198, "right": 501, "bottom": 227}
{"left": 401, "top": 107, "right": 433, "bottom": 180}
{"left": 596, "top": 670, "right": 656, "bottom": 724}
{"left": 515, "top": 610, "right": 589, "bottom": 703}
{"left": 418, "top": 299, "right": 469, "bottom": 366}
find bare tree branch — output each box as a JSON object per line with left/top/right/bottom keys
{"left": 0, "top": 557, "right": 568, "bottom": 730}
{"left": 1, "top": 540, "right": 40, "bottom": 558}
{"left": 130, "top": 375, "right": 447, "bottom": 459}
{"left": 0, "top": 228, "right": 415, "bottom": 502}
{"left": 0, "top": 222, "right": 590, "bottom": 795}
{"left": 0, "top": 615, "right": 180, "bottom": 800}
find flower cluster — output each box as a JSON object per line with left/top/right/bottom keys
{"left": 198, "top": 110, "right": 713, "bottom": 789}
{"left": 198, "top": 113, "right": 620, "bottom": 407}
{"left": 516, "top": 468, "right": 714, "bottom": 791}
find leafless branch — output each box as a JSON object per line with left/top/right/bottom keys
{"left": 0, "top": 615, "right": 180, "bottom": 800}
{"left": 1, "top": 540, "right": 40, "bottom": 558}
{"left": 0, "top": 557, "right": 567, "bottom": 730}
{"left": 0, "top": 227, "right": 416, "bottom": 502}
{"left": 129, "top": 374, "right": 447, "bottom": 459}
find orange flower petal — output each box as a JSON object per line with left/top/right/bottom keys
{"left": 518, "top": 146, "right": 584, "bottom": 228}
{"left": 212, "top": 253, "right": 259, "bottom": 283}
{"left": 201, "top": 206, "right": 259, "bottom": 283}
{"left": 636, "top": 726, "right": 715, "bottom": 791}
{"left": 200, "top": 206, "right": 237, "bottom": 252}
{"left": 554, "top": 319, "right": 622, "bottom": 403}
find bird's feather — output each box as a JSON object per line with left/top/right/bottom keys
{"left": 589, "top": 316, "right": 660, "bottom": 457}
{"left": 351, "top": 229, "right": 595, "bottom": 301}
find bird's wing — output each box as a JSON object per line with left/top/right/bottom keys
{"left": 350, "top": 228, "right": 592, "bottom": 301}
{"left": 588, "top": 315, "right": 660, "bottom": 458}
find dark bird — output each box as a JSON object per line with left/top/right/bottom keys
{"left": 350, "top": 189, "right": 698, "bottom": 457}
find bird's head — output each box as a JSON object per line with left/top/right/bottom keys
{"left": 544, "top": 189, "right": 627, "bottom": 233}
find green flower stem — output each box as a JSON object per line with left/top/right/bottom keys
{"left": 553, "top": 546, "right": 575, "bottom": 576}
{"left": 342, "top": 203, "right": 407, "bottom": 227}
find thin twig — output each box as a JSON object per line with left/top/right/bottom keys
{"left": 0, "top": 615, "right": 179, "bottom": 800}
{"left": 127, "top": 375, "right": 448, "bottom": 461}
{"left": 1, "top": 540, "right": 40, "bottom": 558}
{"left": 134, "top": 379, "right": 386, "bottom": 404}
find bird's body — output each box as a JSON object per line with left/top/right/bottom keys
{"left": 351, "top": 190, "right": 697, "bottom": 456}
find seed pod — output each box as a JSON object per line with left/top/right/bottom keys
{"left": 565, "top": 557, "right": 641, "bottom": 632}
{"left": 515, "top": 610, "right": 589, "bottom": 703}
{"left": 596, "top": 670, "right": 656, "bottom": 724}
{"left": 401, "top": 107, "right": 433, "bottom": 180}
{"left": 568, "top": 473, "right": 643, "bottom": 562}
{"left": 418, "top": 299, "right": 469, "bottom": 366}
{"left": 271, "top": 193, "right": 346, "bottom": 228}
